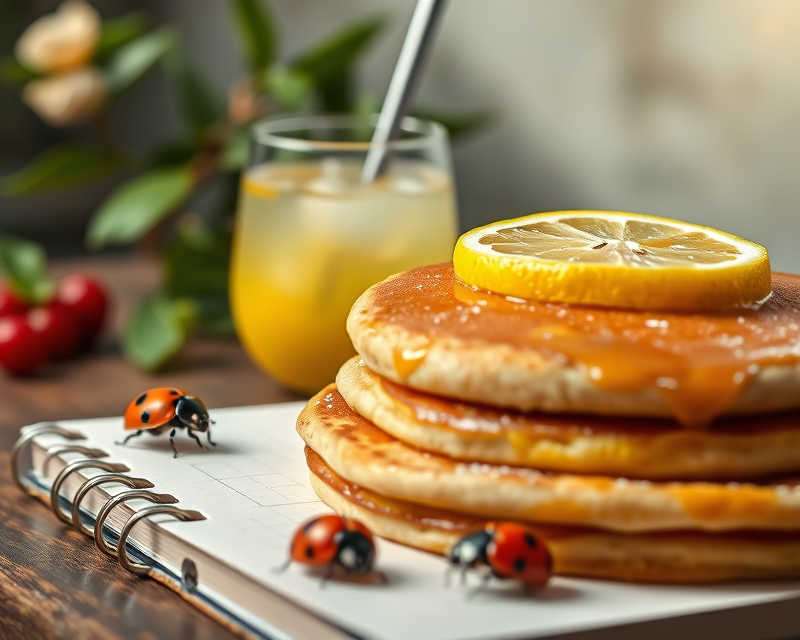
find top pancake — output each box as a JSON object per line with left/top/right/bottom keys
{"left": 347, "top": 263, "right": 800, "bottom": 423}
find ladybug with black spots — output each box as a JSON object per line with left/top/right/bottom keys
{"left": 118, "top": 388, "right": 216, "bottom": 458}
{"left": 279, "top": 514, "right": 383, "bottom": 584}
{"left": 446, "top": 522, "right": 552, "bottom": 591}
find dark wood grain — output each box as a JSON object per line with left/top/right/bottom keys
{"left": 0, "top": 256, "right": 304, "bottom": 639}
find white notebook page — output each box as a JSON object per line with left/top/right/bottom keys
{"left": 32, "top": 402, "right": 800, "bottom": 640}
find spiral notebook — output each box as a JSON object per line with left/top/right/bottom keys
{"left": 13, "top": 401, "right": 800, "bottom": 640}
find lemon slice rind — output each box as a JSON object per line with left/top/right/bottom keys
{"left": 453, "top": 211, "right": 772, "bottom": 312}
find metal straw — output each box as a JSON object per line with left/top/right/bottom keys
{"left": 360, "top": 0, "right": 449, "bottom": 183}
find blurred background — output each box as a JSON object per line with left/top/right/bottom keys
{"left": 3, "top": 0, "right": 800, "bottom": 271}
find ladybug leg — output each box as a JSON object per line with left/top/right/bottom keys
{"left": 206, "top": 429, "right": 216, "bottom": 447}
{"left": 187, "top": 430, "right": 205, "bottom": 450}
{"left": 466, "top": 571, "right": 493, "bottom": 599}
{"left": 319, "top": 563, "right": 335, "bottom": 588}
{"left": 169, "top": 428, "right": 179, "bottom": 458}
{"left": 444, "top": 564, "right": 470, "bottom": 588}
{"left": 373, "top": 570, "right": 389, "bottom": 585}
{"left": 272, "top": 557, "right": 292, "bottom": 574}
{"left": 116, "top": 430, "right": 145, "bottom": 446}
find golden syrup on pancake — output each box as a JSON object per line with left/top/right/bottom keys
{"left": 669, "top": 484, "right": 779, "bottom": 523}
{"left": 379, "top": 375, "right": 800, "bottom": 436}
{"left": 392, "top": 345, "right": 429, "bottom": 379}
{"left": 305, "top": 446, "right": 483, "bottom": 534}
{"left": 306, "top": 445, "right": 800, "bottom": 544}
{"left": 309, "top": 387, "right": 800, "bottom": 529}
{"left": 368, "top": 264, "right": 800, "bottom": 425}
{"left": 373, "top": 374, "right": 800, "bottom": 478}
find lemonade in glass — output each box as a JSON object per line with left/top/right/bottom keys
{"left": 230, "top": 115, "right": 458, "bottom": 393}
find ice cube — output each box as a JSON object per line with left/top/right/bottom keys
{"left": 303, "top": 158, "right": 360, "bottom": 196}
{"left": 391, "top": 162, "right": 449, "bottom": 195}
{"left": 297, "top": 159, "right": 406, "bottom": 255}
{"left": 392, "top": 174, "right": 427, "bottom": 194}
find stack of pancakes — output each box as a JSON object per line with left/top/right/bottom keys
{"left": 297, "top": 263, "right": 800, "bottom": 583}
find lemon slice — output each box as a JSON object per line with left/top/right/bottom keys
{"left": 453, "top": 211, "right": 772, "bottom": 311}
{"left": 241, "top": 176, "right": 278, "bottom": 199}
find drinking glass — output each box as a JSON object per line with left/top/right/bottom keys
{"left": 230, "top": 114, "right": 458, "bottom": 394}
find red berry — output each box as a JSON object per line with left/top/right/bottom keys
{"left": 55, "top": 274, "right": 108, "bottom": 347}
{"left": 0, "top": 315, "right": 47, "bottom": 375}
{"left": 0, "top": 287, "right": 29, "bottom": 318}
{"left": 27, "top": 303, "right": 81, "bottom": 360}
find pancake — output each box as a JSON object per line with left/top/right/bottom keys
{"left": 336, "top": 356, "right": 800, "bottom": 480}
{"left": 306, "top": 447, "right": 800, "bottom": 583}
{"left": 297, "top": 386, "right": 800, "bottom": 533}
{"left": 347, "top": 263, "right": 800, "bottom": 425}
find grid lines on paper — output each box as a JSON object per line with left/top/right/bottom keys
{"left": 188, "top": 454, "right": 325, "bottom": 541}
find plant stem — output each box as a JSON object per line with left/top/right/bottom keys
{"left": 137, "top": 138, "right": 223, "bottom": 254}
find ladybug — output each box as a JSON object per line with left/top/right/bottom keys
{"left": 446, "top": 522, "right": 552, "bottom": 591}
{"left": 278, "top": 514, "right": 383, "bottom": 584}
{"left": 118, "top": 388, "right": 216, "bottom": 458}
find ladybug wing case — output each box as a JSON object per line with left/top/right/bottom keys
{"left": 123, "top": 388, "right": 185, "bottom": 430}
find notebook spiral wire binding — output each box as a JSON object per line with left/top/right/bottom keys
{"left": 11, "top": 425, "right": 207, "bottom": 584}
{"left": 12, "top": 423, "right": 86, "bottom": 496}
{"left": 42, "top": 445, "right": 108, "bottom": 477}
{"left": 51, "top": 459, "right": 132, "bottom": 522}
{"left": 72, "top": 474, "right": 155, "bottom": 537}
{"left": 117, "top": 505, "right": 207, "bottom": 575}
{"left": 94, "top": 489, "right": 181, "bottom": 557}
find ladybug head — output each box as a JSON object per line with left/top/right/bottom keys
{"left": 175, "top": 396, "right": 210, "bottom": 432}
{"left": 334, "top": 530, "right": 375, "bottom": 574}
{"left": 447, "top": 529, "right": 493, "bottom": 569}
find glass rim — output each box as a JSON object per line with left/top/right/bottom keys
{"left": 250, "top": 114, "right": 449, "bottom": 152}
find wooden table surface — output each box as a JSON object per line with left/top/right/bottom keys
{"left": 0, "top": 256, "right": 303, "bottom": 640}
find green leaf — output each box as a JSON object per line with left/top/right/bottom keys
{"left": 292, "top": 17, "right": 384, "bottom": 112}
{"left": 193, "top": 295, "right": 235, "bottom": 336}
{"left": 87, "top": 166, "right": 193, "bottom": 248}
{"left": 0, "top": 56, "right": 39, "bottom": 88}
{"left": 94, "top": 12, "right": 149, "bottom": 64}
{"left": 410, "top": 108, "right": 492, "bottom": 140}
{"left": 122, "top": 293, "right": 195, "bottom": 371}
{"left": 354, "top": 91, "right": 380, "bottom": 117}
{"left": 0, "top": 233, "right": 53, "bottom": 303}
{"left": 105, "top": 28, "right": 176, "bottom": 95}
{"left": 292, "top": 17, "right": 385, "bottom": 82}
{"left": 231, "top": 0, "right": 276, "bottom": 74}
{"left": 164, "top": 46, "right": 222, "bottom": 137}
{"left": 0, "top": 144, "right": 122, "bottom": 196}
{"left": 264, "top": 65, "right": 312, "bottom": 111}
{"left": 149, "top": 139, "right": 199, "bottom": 168}
{"left": 163, "top": 220, "right": 234, "bottom": 335}
{"left": 352, "top": 91, "right": 379, "bottom": 140}
{"left": 164, "top": 220, "right": 231, "bottom": 298}
{"left": 315, "top": 73, "right": 351, "bottom": 113}
{"left": 220, "top": 126, "right": 250, "bottom": 172}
